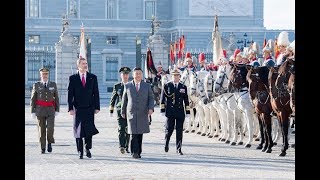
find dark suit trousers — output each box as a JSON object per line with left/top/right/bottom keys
{"left": 76, "top": 136, "right": 92, "bottom": 154}
{"left": 130, "top": 134, "right": 143, "bottom": 155}
{"left": 117, "top": 110, "right": 130, "bottom": 149}
{"left": 165, "top": 117, "right": 185, "bottom": 151}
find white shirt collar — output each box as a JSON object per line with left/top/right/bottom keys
{"left": 78, "top": 71, "right": 87, "bottom": 79}
{"left": 41, "top": 80, "right": 48, "bottom": 84}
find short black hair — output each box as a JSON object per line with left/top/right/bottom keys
{"left": 132, "top": 67, "right": 143, "bottom": 72}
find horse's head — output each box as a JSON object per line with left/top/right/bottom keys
{"left": 228, "top": 64, "right": 248, "bottom": 91}
{"left": 275, "top": 58, "right": 294, "bottom": 90}
{"left": 246, "top": 66, "right": 270, "bottom": 100}
{"left": 268, "top": 66, "right": 279, "bottom": 88}
{"left": 180, "top": 69, "right": 190, "bottom": 86}
{"left": 189, "top": 71, "right": 198, "bottom": 95}
{"left": 204, "top": 71, "right": 217, "bottom": 100}
{"left": 214, "top": 64, "right": 230, "bottom": 94}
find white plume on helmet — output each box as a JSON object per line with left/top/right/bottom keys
{"left": 277, "top": 31, "right": 290, "bottom": 46}
{"left": 263, "top": 39, "right": 274, "bottom": 53}
{"left": 287, "top": 40, "right": 295, "bottom": 54}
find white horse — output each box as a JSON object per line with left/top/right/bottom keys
{"left": 180, "top": 69, "right": 198, "bottom": 133}
{"left": 228, "top": 65, "right": 259, "bottom": 148}
{"left": 190, "top": 70, "right": 212, "bottom": 136}
{"left": 203, "top": 70, "right": 220, "bottom": 138}
{"left": 212, "top": 64, "right": 235, "bottom": 142}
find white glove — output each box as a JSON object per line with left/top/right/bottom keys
{"left": 160, "top": 113, "right": 166, "bottom": 117}
{"left": 109, "top": 113, "right": 114, "bottom": 117}
{"left": 31, "top": 113, "right": 36, "bottom": 120}
{"left": 55, "top": 112, "right": 59, "bottom": 116}
{"left": 185, "top": 114, "right": 190, "bottom": 119}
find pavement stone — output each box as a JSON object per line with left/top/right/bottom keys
{"left": 25, "top": 105, "right": 295, "bottom": 179}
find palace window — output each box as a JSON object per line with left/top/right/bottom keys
{"left": 29, "top": 0, "right": 39, "bottom": 18}
{"left": 106, "top": 0, "right": 118, "bottom": 19}
{"left": 29, "top": 35, "right": 40, "bottom": 44}
{"left": 105, "top": 57, "right": 118, "bottom": 81}
{"left": 144, "top": 0, "right": 156, "bottom": 20}
{"left": 106, "top": 36, "right": 118, "bottom": 45}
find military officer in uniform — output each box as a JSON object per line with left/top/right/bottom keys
{"left": 30, "top": 67, "right": 60, "bottom": 154}
{"left": 160, "top": 69, "right": 190, "bottom": 155}
{"left": 109, "top": 67, "right": 131, "bottom": 154}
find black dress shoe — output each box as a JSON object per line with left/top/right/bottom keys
{"left": 47, "top": 143, "right": 52, "bottom": 152}
{"left": 126, "top": 148, "right": 130, "bottom": 153}
{"left": 177, "top": 150, "right": 183, "bottom": 155}
{"left": 79, "top": 151, "right": 83, "bottom": 159}
{"left": 132, "top": 153, "right": 139, "bottom": 159}
{"left": 138, "top": 154, "right": 141, "bottom": 158}
{"left": 86, "top": 149, "right": 92, "bottom": 158}
{"left": 41, "top": 149, "right": 45, "bottom": 154}
{"left": 165, "top": 146, "right": 169, "bottom": 152}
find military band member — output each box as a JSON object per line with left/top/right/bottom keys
{"left": 160, "top": 69, "right": 190, "bottom": 155}
{"left": 109, "top": 67, "right": 131, "bottom": 154}
{"left": 30, "top": 67, "right": 60, "bottom": 154}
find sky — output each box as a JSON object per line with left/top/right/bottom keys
{"left": 264, "top": 0, "right": 295, "bottom": 30}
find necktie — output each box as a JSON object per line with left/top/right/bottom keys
{"left": 136, "top": 83, "right": 139, "bottom": 92}
{"left": 44, "top": 82, "right": 47, "bottom": 88}
{"left": 81, "top": 74, "right": 86, "bottom": 87}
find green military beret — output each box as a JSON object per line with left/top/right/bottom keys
{"left": 119, "top": 67, "right": 131, "bottom": 74}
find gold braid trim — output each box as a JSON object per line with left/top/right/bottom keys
{"left": 160, "top": 104, "right": 165, "bottom": 109}
{"left": 109, "top": 106, "right": 114, "bottom": 111}
{"left": 185, "top": 105, "right": 190, "bottom": 111}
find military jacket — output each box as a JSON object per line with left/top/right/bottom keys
{"left": 30, "top": 81, "right": 60, "bottom": 116}
{"left": 109, "top": 82, "right": 125, "bottom": 113}
{"left": 160, "top": 81, "right": 190, "bottom": 118}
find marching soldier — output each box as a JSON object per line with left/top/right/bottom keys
{"left": 160, "top": 69, "right": 190, "bottom": 155}
{"left": 30, "top": 67, "right": 60, "bottom": 154}
{"left": 109, "top": 67, "right": 131, "bottom": 154}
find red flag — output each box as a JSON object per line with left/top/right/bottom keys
{"left": 170, "top": 43, "right": 175, "bottom": 63}
{"left": 181, "top": 35, "right": 185, "bottom": 50}
{"left": 146, "top": 48, "right": 157, "bottom": 75}
{"left": 263, "top": 32, "right": 267, "bottom": 48}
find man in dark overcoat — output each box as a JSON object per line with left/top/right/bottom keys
{"left": 67, "top": 57, "right": 100, "bottom": 159}
{"left": 121, "top": 67, "right": 154, "bottom": 159}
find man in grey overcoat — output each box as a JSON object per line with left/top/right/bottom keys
{"left": 121, "top": 67, "right": 154, "bottom": 159}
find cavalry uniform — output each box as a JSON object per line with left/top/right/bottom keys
{"left": 30, "top": 68, "right": 60, "bottom": 153}
{"left": 160, "top": 69, "right": 190, "bottom": 154}
{"left": 262, "top": 46, "right": 275, "bottom": 67}
{"left": 109, "top": 67, "right": 131, "bottom": 153}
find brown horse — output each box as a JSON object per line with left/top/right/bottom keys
{"left": 269, "top": 64, "right": 292, "bottom": 156}
{"left": 246, "top": 66, "right": 274, "bottom": 153}
{"left": 276, "top": 58, "right": 295, "bottom": 148}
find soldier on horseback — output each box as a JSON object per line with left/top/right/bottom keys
{"left": 276, "top": 31, "right": 290, "bottom": 66}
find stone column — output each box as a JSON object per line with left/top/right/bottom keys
{"left": 55, "top": 17, "right": 79, "bottom": 104}
{"left": 148, "top": 35, "right": 169, "bottom": 69}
